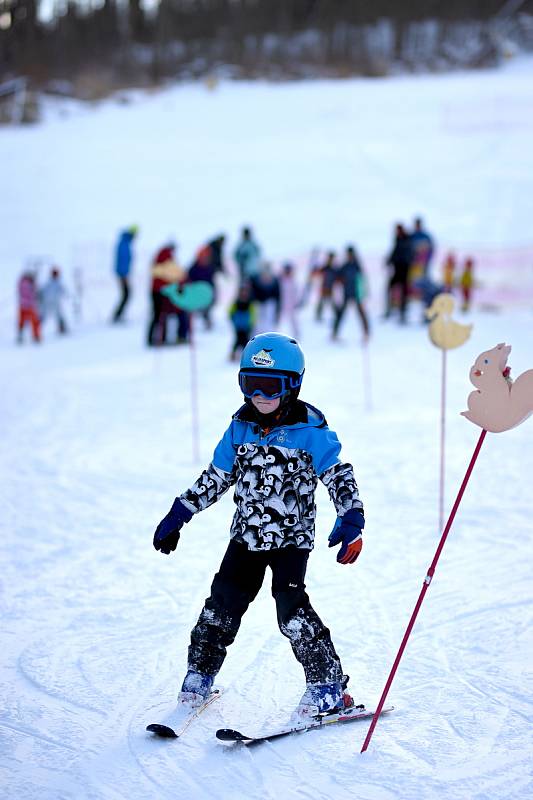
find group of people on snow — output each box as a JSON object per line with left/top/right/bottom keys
{"left": 139, "top": 226, "right": 305, "bottom": 359}
{"left": 382, "top": 217, "right": 475, "bottom": 322}
{"left": 139, "top": 224, "right": 375, "bottom": 360}
{"left": 16, "top": 217, "right": 475, "bottom": 348}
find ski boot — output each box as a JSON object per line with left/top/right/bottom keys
{"left": 178, "top": 669, "right": 214, "bottom": 708}
{"left": 293, "top": 675, "right": 353, "bottom": 719}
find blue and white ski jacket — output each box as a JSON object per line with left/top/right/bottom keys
{"left": 180, "top": 401, "right": 363, "bottom": 551}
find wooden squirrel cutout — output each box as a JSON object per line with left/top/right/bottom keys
{"left": 426, "top": 292, "right": 472, "bottom": 350}
{"left": 461, "top": 343, "right": 533, "bottom": 432}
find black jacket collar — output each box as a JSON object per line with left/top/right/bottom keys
{"left": 233, "top": 399, "right": 310, "bottom": 429}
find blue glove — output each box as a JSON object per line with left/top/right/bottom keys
{"left": 153, "top": 498, "right": 193, "bottom": 555}
{"left": 328, "top": 508, "right": 365, "bottom": 565}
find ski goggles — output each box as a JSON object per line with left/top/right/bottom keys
{"left": 238, "top": 370, "right": 302, "bottom": 399}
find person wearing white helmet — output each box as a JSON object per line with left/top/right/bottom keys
{"left": 152, "top": 332, "right": 365, "bottom": 717}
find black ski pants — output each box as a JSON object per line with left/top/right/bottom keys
{"left": 147, "top": 291, "right": 165, "bottom": 345}
{"left": 187, "top": 540, "right": 344, "bottom": 685}
{"left": 231, "top": 328, "right": 251, "bottom": 357}
{"left": 332, "top": 296, "right": 370, "bottom": 337}
{"left": 385, "top": 265, "right": 409, "bottom": 321}
{"left": 112, "top": 276, "right": 130, "bottom": 322}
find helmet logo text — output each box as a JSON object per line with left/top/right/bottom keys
{"left": 251, "top": 349, "right": 275, "bottom": 367}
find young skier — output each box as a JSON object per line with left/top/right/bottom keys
{"left": 459, "top": 257, "right": 475, "bottom": 312}
{"left": 228, "top": 282, "right": 256, "bottom": 362}
{"left": 332, "top": 245, "right": 370, "bottom": 339}
{"left": 40, "top": 267, "right": 68, "bottom": 334}
{"left": 17, "top": 271, "right": 41, "bottom": 343}
{"left": 153, "top": 332, "right": 365, "bottom": 717}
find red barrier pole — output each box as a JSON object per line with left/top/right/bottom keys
{"left": 360, "top": 427, "right": 487, "bottom": 753}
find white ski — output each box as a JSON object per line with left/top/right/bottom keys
{"left": 147, "top": 688, "right": 223, "bottom": 739}
{"left": 216, "top": 703, "right": 394, "bottom": 744}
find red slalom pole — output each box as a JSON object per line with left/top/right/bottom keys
{"left": 360, "top": 427, "right": 487, "bottom": 753}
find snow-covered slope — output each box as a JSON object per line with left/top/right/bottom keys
{"left": 1, "top": 56, "right": 532, "bottom": 800}
{"left": 2, "top": 54, "right": 533, "bottom": 276}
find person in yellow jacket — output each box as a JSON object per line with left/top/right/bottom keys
{"left": 459, "top": 257, "right": 475, "bottom": 312}
{"left": 442, "top": 252, "right": 456, "bottom": 292}
{"left": 147, "top": 243, "right": 188, "bottom": 346}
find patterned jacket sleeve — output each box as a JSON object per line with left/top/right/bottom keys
{"left": 179, "top": 423, "right": 237, "bottom": 514}
{"left": 320, "top": 462, "right": 363, "bottom": 516}
{"left": 313, "top": 426, "right": 364, "bottom": 517}
{"left": 179, "top": 463, "right": 235, "bottom": 514}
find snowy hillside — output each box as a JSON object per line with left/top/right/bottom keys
{"left": 1, "top": 56, "right": 532, "bottom": 800}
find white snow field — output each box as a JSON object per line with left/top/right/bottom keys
{"left": 1, "top": 56, "right": 533, "bottom": 800}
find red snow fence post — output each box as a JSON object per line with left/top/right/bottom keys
{"left": 361, "top": 343, "right": 533, "bottom": 753}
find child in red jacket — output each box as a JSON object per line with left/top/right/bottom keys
{"left": 17, "top": 272, "right": 41, "bottom": 343}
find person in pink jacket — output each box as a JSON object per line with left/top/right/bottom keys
{"left": 17, "top": 272, "right": 41, "bottom": 343}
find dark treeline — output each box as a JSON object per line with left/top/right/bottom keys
{"left": 2, "top": 0, "right": 533, "bottom": 95}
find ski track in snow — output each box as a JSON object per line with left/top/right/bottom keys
{"left": 2, "top": 59, "right": 533, "bottom": 800}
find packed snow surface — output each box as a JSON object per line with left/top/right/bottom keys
{"left": 1, "top": 56, "right": 532, "bottom": 799}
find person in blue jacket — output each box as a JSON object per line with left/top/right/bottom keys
{"left": 332, "top": 245, "right": 370, "bottom": 340}
{"left": 234, "top": 226, "right": 261, "bottom": 282}
{"left": 112, "top": 226, "right": 138, "bottom": 323}
{"left": 152, "top": 332, "right": 365, "bottom": 717}
{"left": 409, "top": 217, "right": 434, "bottom": 277}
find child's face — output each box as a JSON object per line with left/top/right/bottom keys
{"left": 251, "top": 395, "right": 281, "bottom": 414}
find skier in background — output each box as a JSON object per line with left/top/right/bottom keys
{"left": 147, "top": 243, "right": 188, "bottom": 346}
{"left": 409, "top": 217, "right": 434, "bottom": 279}
{"left": 228, "top": 282, "right": 255, "bottom": 362}
{"left": 250, "top": 262, "right": 280, "bottom": 333}
{"left": 442, "top": 252, "right": 457, "bottom": 293}
{"left": 459, "top": 257, "right": 475, "bottom": 311}
{"left": 40, "top": 267, "right": 68, "bottom": 334}
{"left": 152, "top": 332, "right": 365, "bottom": 718}
{"left": 16, "top": 270, "right": 41, "bottom": 343}
{"left": 207, "top": 234, "right": 227, "bottom": 277}
{"left": 410, "top": 271, "right": 445, "bottom": 321}
{"left": 234, "top": 226, "right": 261, "bottom": 282}
{"left": 332, "top": 245, "right": 370, "bottom": 340}
{"left": 188, "top": 244, "right": 217, "bottom": 330}
{"left": 314, "top": 250, "right": 341, "bottom": 322}
{"left": 111, "top": 225, "right": 138, "bottom": 323}
{"left": 384, "top": 224, "right": 412, "bottom": 324}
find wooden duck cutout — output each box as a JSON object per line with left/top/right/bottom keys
{"left": 461, "top": 343, "right": 533, "bottom": 433}
{"left": 426, "top": 292, "right": 472, "bottom": 350}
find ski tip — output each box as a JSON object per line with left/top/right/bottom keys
{"left": 216, "top": 728, "right": 251, "bottom": 743}
{"left": 146, "top": 723, "right": 178, "bottom": 739}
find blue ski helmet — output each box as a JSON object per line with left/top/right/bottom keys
{"left": 239, "top": 332, "right": 305, "bottom": 400}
